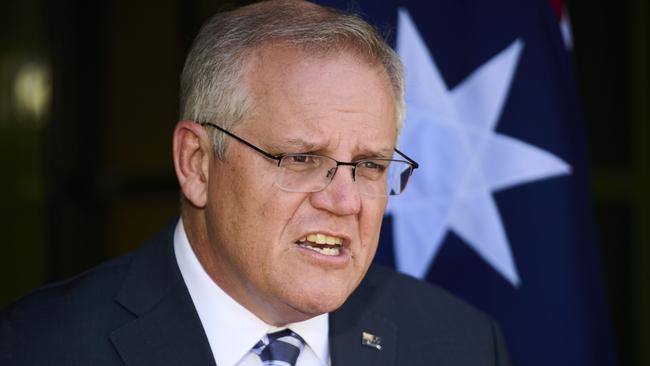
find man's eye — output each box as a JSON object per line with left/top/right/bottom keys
{"left": 282, "top": 155, "right": 323, "bottom": 168}
{"left": 290, "top": 155, "right": 313, "bottom": 164}
{"left": 359, "top": 160, "right": 387, "bottom": 172}
{"left": 281, "top": 155, "right": 323, "bottom": 172}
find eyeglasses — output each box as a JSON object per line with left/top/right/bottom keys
{"left": 198, "top": 121, "right": 418, "bottom": 197}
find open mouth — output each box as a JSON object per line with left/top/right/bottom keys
{"left": 296, "top": 233, "right": 344, "bottom": 256}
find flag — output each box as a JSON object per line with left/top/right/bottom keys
{"left": 316, "top": 0, "right": 615, "bottom": 364}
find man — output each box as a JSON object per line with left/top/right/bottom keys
{"left": 1, "top": 1, "right": 511, "bottom": 365}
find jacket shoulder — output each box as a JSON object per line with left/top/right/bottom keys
{"left": 1, "top": 218, "right": 177, "bottom": 323}
{"left": 364, "top": 264, "right": 489, "bottom": 325}
{"left": 1, "top": 220, "right": 181, "bottom": 365}
{"left": 0, "top": 251, "right": 137, "bottom": 364}
{"left": 353, "top": 265, "right": 511, "bottom": 365}
{"left": 4, "top": 251, "right": 133, "bottom": 312}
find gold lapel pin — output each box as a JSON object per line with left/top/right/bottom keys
{"left": 361, "top": 331, "right": 382, "bottom": 351}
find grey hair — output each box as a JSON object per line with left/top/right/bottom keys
{"left": 179, "top": 0, "right": 405, "bottom": 158}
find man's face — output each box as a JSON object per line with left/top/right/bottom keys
{"left": 204, "top": 45, "right": 397, "bottom": 324}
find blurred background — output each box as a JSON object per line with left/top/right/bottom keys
{"left": 0, "top": 0, "right": 647, "bottom": 364}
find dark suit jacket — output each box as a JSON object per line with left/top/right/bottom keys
{"left": 1, "top": 222, "right": 511, "bottom": 365}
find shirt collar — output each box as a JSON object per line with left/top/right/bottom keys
{"left": 173, "top": 218, "right": 329, "bottom": 365}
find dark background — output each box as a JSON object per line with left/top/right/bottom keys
{"left": 0, "top": 0, "right": 647, "bottom": 365}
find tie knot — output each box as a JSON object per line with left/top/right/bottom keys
{"left": 252, "top": 329, "right": 305, "bottom": 366}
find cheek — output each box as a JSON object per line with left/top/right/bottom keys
{"left": 229, "top": 161, "right": 279, "bottom": 221}
{"left": 258, "top": 190, "right": 303, "bottom": 231}
{"left": 207, "top": 160, "right": 274, "bottom": 247}
{"left": 354, "top": 198, "right": 387, "bottom": 272}
{"left": 360, "top": 197, "right": 387, "bottom": 244}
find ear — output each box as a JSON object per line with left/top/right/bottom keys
{"left": 173, "top": 120, "right": 212, "bottom": 208}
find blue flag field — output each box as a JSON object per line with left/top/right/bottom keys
{"left": 317, "top": 1, "right": 615, "bottom": 364}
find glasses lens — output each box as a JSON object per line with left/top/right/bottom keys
{"left": 388, "top": 160, "right": 414, "bottom": 196}
{"left": 276, "top": 154, "right": 414, "bottom": 197}
{"left": 276, "top": 154, "right": 336, "bottom": 192}
{"left": 356, "top": 159, "right": 413, "bottom": 197}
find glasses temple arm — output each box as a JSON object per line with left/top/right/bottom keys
{"left": 394, "top": 147, "right": 419, "bottom": 169}
{"left": 197, "top": 121, "right": 281, "bottom": 162}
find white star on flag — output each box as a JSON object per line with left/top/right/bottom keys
{"left": 387, "top": 9, "right": 572, "bottom": 287}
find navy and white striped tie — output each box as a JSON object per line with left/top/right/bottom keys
{"left": 252, "top": 329, "right": 305, "bottom": 366}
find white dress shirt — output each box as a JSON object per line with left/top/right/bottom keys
{"left": 174, "top": 219, "right": 330, "bottom": 366}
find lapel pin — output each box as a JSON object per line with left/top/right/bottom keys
{"left": 361, "top": 331, "right": 382, "bottom": 351}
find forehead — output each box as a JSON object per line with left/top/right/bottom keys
{"left": 240, "top": 44, "right": 397, "bottom": 155}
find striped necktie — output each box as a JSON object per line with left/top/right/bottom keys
{"left": 252, "top": 329, "right": 305, "bottom": 366}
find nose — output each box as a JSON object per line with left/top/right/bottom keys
{"left": 310, "top": 165, "right": 361, "bottom": 216}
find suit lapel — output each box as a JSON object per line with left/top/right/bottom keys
{"left": 109, "top": 222, "right": 216, "bottom": 366}
{"left": 329, "top": 273, "right": 397, "bottom": 366}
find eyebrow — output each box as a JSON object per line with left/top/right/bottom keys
{"left": 355, "top": 147, "right": 394, "bottom": 160}
{"left": 286, "top": 137, "right": 325, "bottom": 151}
{"left": 265, "top": 137, "right": 326, "bottom": 153}
{"left": 268, "top": 138, "right": 394, "bottom": 159}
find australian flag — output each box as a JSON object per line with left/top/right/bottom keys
{"left": 317, "top": 0, "right": 615, "bottom": 365}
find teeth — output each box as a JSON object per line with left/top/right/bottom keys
{"left": 305, "top": 233, "right": 343, "bottom": 245}
{"left": 297, "top": 233, "right": 344, "bottom": 256}
{"left": 299, "top": 243, "right": 341, "bottom": 256}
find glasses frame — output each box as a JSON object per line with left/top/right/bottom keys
{"left": 197, "top": 121, "right": 419, "bottom": 194}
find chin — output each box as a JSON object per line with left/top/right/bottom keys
{"left": 286, "top": 278, "right": 355, "bottom": 318}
